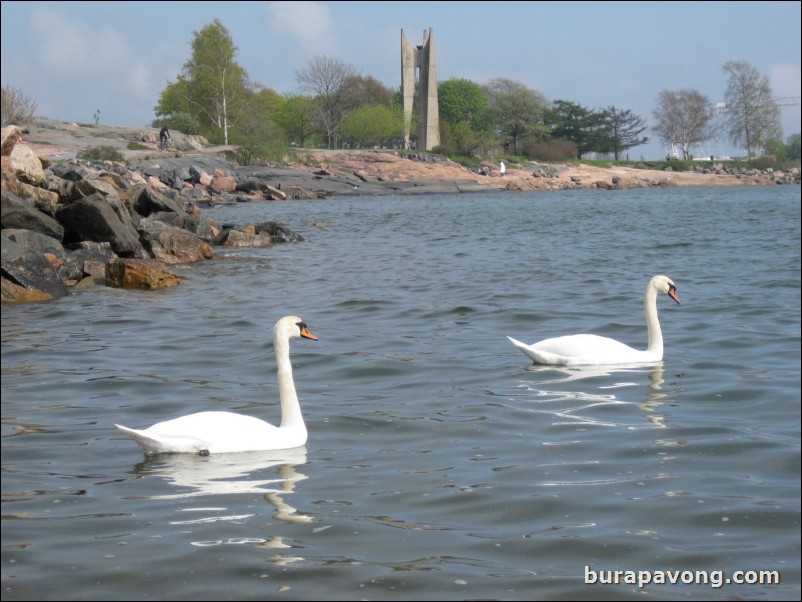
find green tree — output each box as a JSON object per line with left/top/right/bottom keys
{"left": 438, "top": 78, "right": 492, "bottom": 134}
{"left": 722, "top": 60, "right": 782, "bottom": 158}
{"left": 295, "top": 55, "right": 357, "bottom": 148}
{"left": 342, "top": 75, "right": 394, "bottom": 111}
{"left": 231, "top": 85, "right": 286, "bottom": 163}
{"left": 762, "top": 138, "right": 787, "bottom": 162}
{"left": 153, "top": 76, "right": 198, "bottom": 134}
{"left": 598, "top": 106, "right": 649, "bottom": 160}
{"left": 483, "top": 78, "right": 547, "bottom": 154}
{"left": 155, "top": 19, "right": 248, "bottom": 145}
{"left": 545, "top": 100, "right": 606, "bottom": 159}
{"left": 340, "top": 105, "right": 403, "bottom": 148}
{"left": 274, "top": 95, "right": 316, "bottom": 147}
{"left": 785, "top": 133, "right": 801, "bottom": 161}
{"left": 449, "top": 120, "right": 488, "bottom": 156}
{"left": 651, "top": 89, "right": 715, "bottom": 160}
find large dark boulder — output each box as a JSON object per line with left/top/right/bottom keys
{"left": 61, "top": 241, "right": 117, "bottom": 281}
{"left": 152, "top": 211, "right": 216, "bottom": 241}
{"left": 3, "top": 228, "right": 65, "bottom": 259}
{"left": 255, "top": 221, "right": 305, "bottom": 242}
{"left": 50, "top": 162, "right": 95, "bottom": 182}
{"left": 1, "top": 231, "right": 68, "bottom": 298}
{"left": 213, "top": 228, "right": 273, "bottom": 248}
{"left": 236, "top": 178, "right": 269, "bottom": 193}
{"left": 129, "top": 184, "right": 186, "bottom": 217}
{"left": 1, "top": 190, "right": 64, "bottom": 240}
{"left": 137, "top": 218, "right": 213, "bottom": 264}
{"left": 105, "top": 258, "right": 181, "bottom": 290}
{"left": 56, "top": 193, "right": 149, "bottom": 258}
{"left": 68, "top": 179, "right": 137, "bottom": 232}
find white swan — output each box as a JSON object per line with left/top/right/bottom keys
{"left": 115, "top": 316, "right": 317, "bottom": 455}
{"left": 508, "top": 275, "right": 680, "bottom": 366}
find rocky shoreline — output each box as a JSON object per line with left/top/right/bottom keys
{"left": 2, "top": 120, "right": 799, "bottom": 303}
{"left": 19, "top": 118, "right": 802, "bottom": 195}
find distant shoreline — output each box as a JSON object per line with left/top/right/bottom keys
{"left": 19, "top": 118, "right": 800, "bottom": 192}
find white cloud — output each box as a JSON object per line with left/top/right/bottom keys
{"left": 24, "top": 6, "right": 153, "bottom": 124}
{"left": 29, "top": 7, "right": 94, "bottom": 71}
{"left": 28, "top": 7, "right": 150, "bottom": 92}
{"left": 129, "top": 59, "right": 152, "bottom": 99}
{"left": 265, "top": 1, "right": 338, "bottom": 57}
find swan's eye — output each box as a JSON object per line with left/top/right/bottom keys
{"left": 296, "top": 321, "right": 307, "bottom": 330}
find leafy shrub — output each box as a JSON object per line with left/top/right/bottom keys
{"left": 522, "top": 140, "right": 577, "bottom": 162}
{"left": 784, "top": 134, "right": 800, "bottom": 161}
{"left": 625, "top": 159, "right": 696, "bottom": 171}
{"left": 224, "top": 143, "right": 289, "bottom": 166}
{"left": 748, "top": 155, "right": 777, "bottom": 170}
{"left": 1, "top": 84, "right": 38, "bottom": 126}
{"left": 77, "top": 145, "right": 126, "bottom": 162}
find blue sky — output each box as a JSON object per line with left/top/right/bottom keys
{"left": 2, "top": 1, "right": 800, "bottom": 160}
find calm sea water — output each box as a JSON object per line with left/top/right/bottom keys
{"left": 2, "top": 185, "right": 800, "bottom": 601}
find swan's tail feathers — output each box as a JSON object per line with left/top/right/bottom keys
{"left": 507, "top": 336, "right": 562, "bottom": 365}
{"left": 115, "top": 424, "right": 168, "bottom": 454}
{"left": 115, "top": 424, "right": 206, "bottom": 455}
{"left": 115, "top": 424, "right": 158, "bottom": 453}
{"left": 507, "top": 336, "right": 527, "bottom": 347}
{"left": 507, "top": 336, "right": 540, "bottom": 362}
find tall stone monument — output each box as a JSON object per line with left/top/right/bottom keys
{"left": 401, "top": 28, "right": 440, "bottom": 151}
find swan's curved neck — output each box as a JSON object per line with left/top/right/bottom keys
{"left": 274, "top": 334, "right": 305, "bottom": 432}
{"left": 644, "top": 284, "right": 663, "bottom": 356}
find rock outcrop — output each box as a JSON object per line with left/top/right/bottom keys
{"left": 4, "top": 119, "right": 798, "bottom": 303}
{"left": 1, "top": 126, "right": 306, "bottom": 303}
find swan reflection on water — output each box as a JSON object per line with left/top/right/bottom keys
{"left": 521, "top": 361, "right": 665, "bottom": 388}
{"left": 128, "top": 447, "right": 312, "bottom": 524}
{"left": 511, "top": 363, "right": 672, "bottom": 429}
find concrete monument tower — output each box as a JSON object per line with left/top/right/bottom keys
{"left": 401, "top": 28, "right": 440, "bottom": 151}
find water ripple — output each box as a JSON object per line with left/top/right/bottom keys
{"left": 2, "top": 186, "right": 799, "bottom": 601}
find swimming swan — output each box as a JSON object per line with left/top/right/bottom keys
{"left": 508, "top": 275, "right": 680, "bottom": 366}
{"left": 115, "top": 316, "right": 317, "bottom": 454}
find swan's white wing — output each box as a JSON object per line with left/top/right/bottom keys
{"left": 115, "top": 424, "right": 209, "bottom": 454}
{"left": 507, "top": 336, "right": 567, "bottom": 365}
{"left": 117, "top": 411, "right": 297, "bottom": 454}
{"left": 509, "top": 334, "right": 657, "bottom": 366}
{"left": 143, "top": 411, "right": 276, "bottom": 439}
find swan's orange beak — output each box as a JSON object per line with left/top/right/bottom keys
{"left": 300, "top": 326, "right": 318, "bottom": 340}
{"left": 668, "top": 288, "right": 680, "bottom": 304}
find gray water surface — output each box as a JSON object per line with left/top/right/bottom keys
{"left": 2, "top": 185, "right": 800, "bottom": 600}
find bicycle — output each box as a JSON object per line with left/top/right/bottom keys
{"left": 159, "top": 137, "right": 173, "bottom": 151}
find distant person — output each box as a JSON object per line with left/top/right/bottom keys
{"left": 499, "top": 161, "right": 506, "bottom": 177}
{"left": 159, "top": 125, "right": 170, "bottom": 148}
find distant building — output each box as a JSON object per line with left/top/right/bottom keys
{"left": 401, "top": 28, "right": 440, "bottom": 151}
